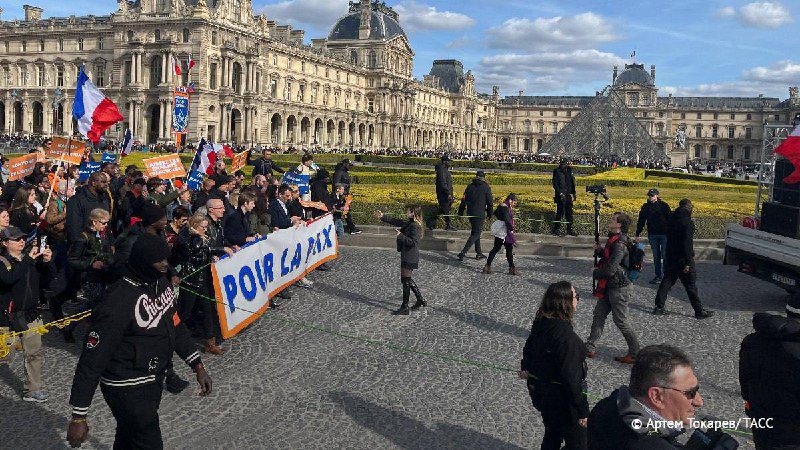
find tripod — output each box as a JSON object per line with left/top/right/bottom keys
{"left": 592, "top": 192, "right": 608, "bottom": 292}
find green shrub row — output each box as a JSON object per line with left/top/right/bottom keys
{"left": 644, "top": 169, "right": 758, "bottom": 186}
{"left": 352, "top": 154, "right": 607, "bottom": 175}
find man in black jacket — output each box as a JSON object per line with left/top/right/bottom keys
{"left": 635, "top": 188, "right": 671, "bottom": 284}
{"left": 652, "top": 199, "right": 714, "bottom": 319}
{"left": 333, "top": 159, "right": 361, "bottom": 234}
{"left": 247, "top": 147, "right": 284, "bottom": 178}
{"left": 430, "top": 154, "right": 455, "bottom": 230}
{"left": 310, "top": 168, "right": 333, "bottom": 219}
{"left": 66, "top": 172, "right": 111, "bottom": 243}
{"left": 552, "top": 160, "right": 577, "bottom": 236}
{"left": 589, "top": 345, "right": 736, "bottom": 450}
{"left": 224, "top": 192, "right": 259, "bottom": 247}
{"left": 66, "top": 233, "right": 212, "bottom": 449}
{"left": 0, "top": 226, "right": 55, "bottom": 403}
{"left": 739, "top": 296, "right": 800, "bottom": 449}
{"left": 456, "top": 171, "right": 493, "bottom": 261}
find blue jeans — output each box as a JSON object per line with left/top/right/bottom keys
{"left": 648, "top": 235, "right": 667, "bottom": 278}
{"left": 334, "top": 219, "right": 345, "bottom": 238}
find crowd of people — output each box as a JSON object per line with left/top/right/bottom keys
{"left": 0, "top": 145, "right": 367, "bottom": 447}
{"left": 0, "top": 137, "right": 797, "bottom": 449}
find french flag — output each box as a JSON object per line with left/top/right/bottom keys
{"left": 213, "top": 143, "right": 234, "bottom": 158}
{"left": 775, "top": 123, "right": 800, "bottom": 184}
{"left": 174, "top": 56, "right": 182, "bottom": 76}
{"left": 73, "top": 66, "right": 123, "bottom": 143}
{"left": 191, "top": 138, "right": 217, "bottom": 176}
{"left": 121, "top": 128, "right": 133, "bottom": 157}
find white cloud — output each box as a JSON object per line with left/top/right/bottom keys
{"left": 259, "top": 0, "right": 349, "bottom": 28}
{"left": 474, "top": 49, "right": 625, "bottom": 94}
{"left": 661, "top": 60, "right": 800, "bottom": 98}
{"left": 486, "top": 13, "right": 618, "bottom": 51}
{"left": 445, "top": 36, "right": 472, "bottom": 49}
{"left": 393, "top": 1, "right": 475, "bottom": 32}
{"left": 714, "top": 2, "right": 793, "bottom": 28}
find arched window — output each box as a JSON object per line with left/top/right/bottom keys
{"left": 694, "top": 144, "right": 702, "bottom": 158}
{"left": 710, "top": 145, "right": 718, "bottom": 159}
{"left": 182, "top": 29, "right": 190, "bottom": 43}
{"left": 368, "top": 51, "right": 377, "bottom": 68}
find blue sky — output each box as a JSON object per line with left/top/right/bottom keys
{"left": 4, "top": 0, "right": 797, "bottom": 98}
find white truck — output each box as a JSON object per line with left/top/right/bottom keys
{"left": 724, "top": 124, "right": 800, "bottom": 292}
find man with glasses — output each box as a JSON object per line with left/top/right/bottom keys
{"left": 588, "top": 345, "right": 737, "bottom": 449}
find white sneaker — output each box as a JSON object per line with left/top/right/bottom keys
{"left": 23, "top": 391, "right": 48, "bottom": 403}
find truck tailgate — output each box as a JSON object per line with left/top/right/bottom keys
{"left": 725, "top": 224, "right": 800, "bottom": 268}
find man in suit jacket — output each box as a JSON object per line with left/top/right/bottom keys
{"left": 224, "top": 192, "right": 259, "bottom": 248}
{"left": 269, "top": 184, "right": 300, "bottom": 230}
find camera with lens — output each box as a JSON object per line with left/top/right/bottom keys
{"left": 586, "top": 184, "right": 607, "bottom": 195}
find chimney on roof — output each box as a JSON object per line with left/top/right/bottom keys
{"left": 23, "top": 5, "right": 43, "bottom": 21}
{"left": 359, "top": 0, "right": 371, "bottom": 40}
{"left": 612, "top": 65, "right": 618, "bottom": 83}
{"left": 650, "top": 64, "right": 656, "bottom": 82}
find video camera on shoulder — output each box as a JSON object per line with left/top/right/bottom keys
{"left": 586, "top": 184, "right": 607, "bottom": 195}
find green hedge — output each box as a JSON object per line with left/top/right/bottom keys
{"left": 644, "top": 169, "right": 758, "bottom": 186}
{"left": 353, "top": 154, "right": 607, "bottom": 175}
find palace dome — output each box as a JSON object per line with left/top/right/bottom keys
{"left": 328, "top": 8, "right": 406, "bottom": 41}
{"left": 614, "top": 63, "right": 653, "bottom": 86}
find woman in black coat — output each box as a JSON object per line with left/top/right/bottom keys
{"left": 519, "top": 281, "right": 588, "bottom": 450}
{"left": 484, "top": 193, "right": 519, "bottom": 275}
{"left": 9, "top": 187, "right": 40, "bottom": 235}
{"left": 373, "top": 205, "right": 425, "bottom": 315}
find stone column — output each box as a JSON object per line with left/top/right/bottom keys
{"left": 135, "top": 54, "right": 142, "bottom": 85}
{"left": 160, "top": 101, "right": 167, "bottom": 139}
{"left": 131, "top": 54, "right": 136, "bottom": 84}
{"left": 128, "top": 102, "right": 134, "bottom": 133}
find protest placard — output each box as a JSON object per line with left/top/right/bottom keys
{"left": 230, "top": 150, "right": 248, "bottom": 172}
{"left": 7, "top": 153, "right": 39, "bottom": 181}
{"left": 143, "top": 154, "right": 187, "bottom": 179}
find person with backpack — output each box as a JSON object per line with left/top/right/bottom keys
{"left": 585, "top": 212, "right": 641, "bottom": 365}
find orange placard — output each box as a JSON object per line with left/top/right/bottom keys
{"left": 230, "top": 150, "right": 248, "bottom": 172}
{"left": 7, "top": 153, "right": 39, "bottom": 181}
{"left": 47, "top": 136, "right": 87, "bottom": 160}
{"left": 299, "top": 200, "right": 328, "bottom": 211}
{"left": 143, "top": 154, "right": 187, "bottom": 179}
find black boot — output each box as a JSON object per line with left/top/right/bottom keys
{"left": 408, "top": 278, "right": 426, "bottom": 310}
{"left": 393, "top": 278, "right": 411, "bottom": 315}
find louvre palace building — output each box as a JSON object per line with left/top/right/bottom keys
{"left": 0, "top": 0, "right": 798, "bottom": 164}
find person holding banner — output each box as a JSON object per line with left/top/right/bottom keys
{"left": 373, "top": 205, "right": 427, "bottom": 315}
{"left": 224, "top": 192, "right": 259, "bottom": 248}
{"left": 147, "top": 177, "right": 186, "bottom": 207}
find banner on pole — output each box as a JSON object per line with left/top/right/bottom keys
{"left": 101, "top": 152, "right": 117, "bottom": 163}
{"left": 281, "top": 169, "right": 310, "bottom": 196}
{"left": 230, "top": 150, "right": 248, "bottom": 172}
{"left": 143, "top": 154, "right": 187, "bottom": 179}
{"left": 7, "top": 153, "right": 39, "bottom": 181}
{"left": 211, "top": 214, "right": 338, "bottom": 339}
{"left": 172, "top": 88, "right": 189, "bottom": 133}
{"left": 47, "top": 137, "right": 86, "bottom": 160}
{"left": 186, "top": 169, "right": 205, "bottom": 191}
{"left": 77, "top": 162, "right": 102, "bottom": 182}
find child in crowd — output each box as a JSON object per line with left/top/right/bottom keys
{"left": 332, "top": 184, "right": 347, "bottom": 239}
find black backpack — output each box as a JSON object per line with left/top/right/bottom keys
{"left": 625, "top": 241, "right": 646, "bottom": 282}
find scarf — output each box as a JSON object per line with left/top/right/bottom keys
{"left": 593, "top": 234, "right": 620, "bottom": 300}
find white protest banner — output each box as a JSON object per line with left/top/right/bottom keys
{"left": 210, "top": 214, "right": 338, "bottom": 338}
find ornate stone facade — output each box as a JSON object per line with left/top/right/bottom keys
{"left": 0, "top": 1, "right": 797, "bottom": 164}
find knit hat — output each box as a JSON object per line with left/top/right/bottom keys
{"left": 787, "top": 292, "right": 800, "bottom": 319}
{"left": 128, "top": 233, "right": 171, "bottom": 283}
{"left": 476, "top": 170, "right": 486, "bottom": 178}
{"left": 647, "top": 188, "right": 660, "bottom": 197}
{"left": 140, "top": 202, "right": 167, "bottom": 227}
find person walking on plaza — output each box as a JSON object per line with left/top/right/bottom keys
{"left": 373, "top": 205, "right": 426, "bottom": 315}
{"left": 552, "top": 160, "right": 577, "bottom": 236}
{"left": 430, "top": 154, "right": 455, "bottom": 230}
{"left": 456, "top": 170, "right": 492, "bottom": 261}
{"left": 739, "top": 294, "right": 800, "bottom": 449}
{"left": 519, "top": 281, "right": 588, "bottom": 450}
{"left": 652, "top": 199, "right": 714, "bottom": 319}
{"left": 586, "top": 212, "right": 641, "bottom": 364}
{"left": 635, "top": 188, "right": 671, "bottom": 284}
{"left": 0, "top": 226, "right": 55, "bottom": 403}
{"left": 483, "top": 193, "right": 519, "bottom": 275}
{"left": 67, "top": 233, "right": 212, "bottom": 449}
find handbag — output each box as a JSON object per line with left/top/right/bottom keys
{"left": 490, "top": 219, "right": 507, "bottom": 239}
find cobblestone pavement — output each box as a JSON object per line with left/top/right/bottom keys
{"left": 1, "top": 246, "right": 788, "bottom": 449}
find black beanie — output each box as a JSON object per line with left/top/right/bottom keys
{"left": 140, "top": 202, "right": 167, "bottom": 227}
{"left": 128, "top": 233, "right": 171, "bottom": 283}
